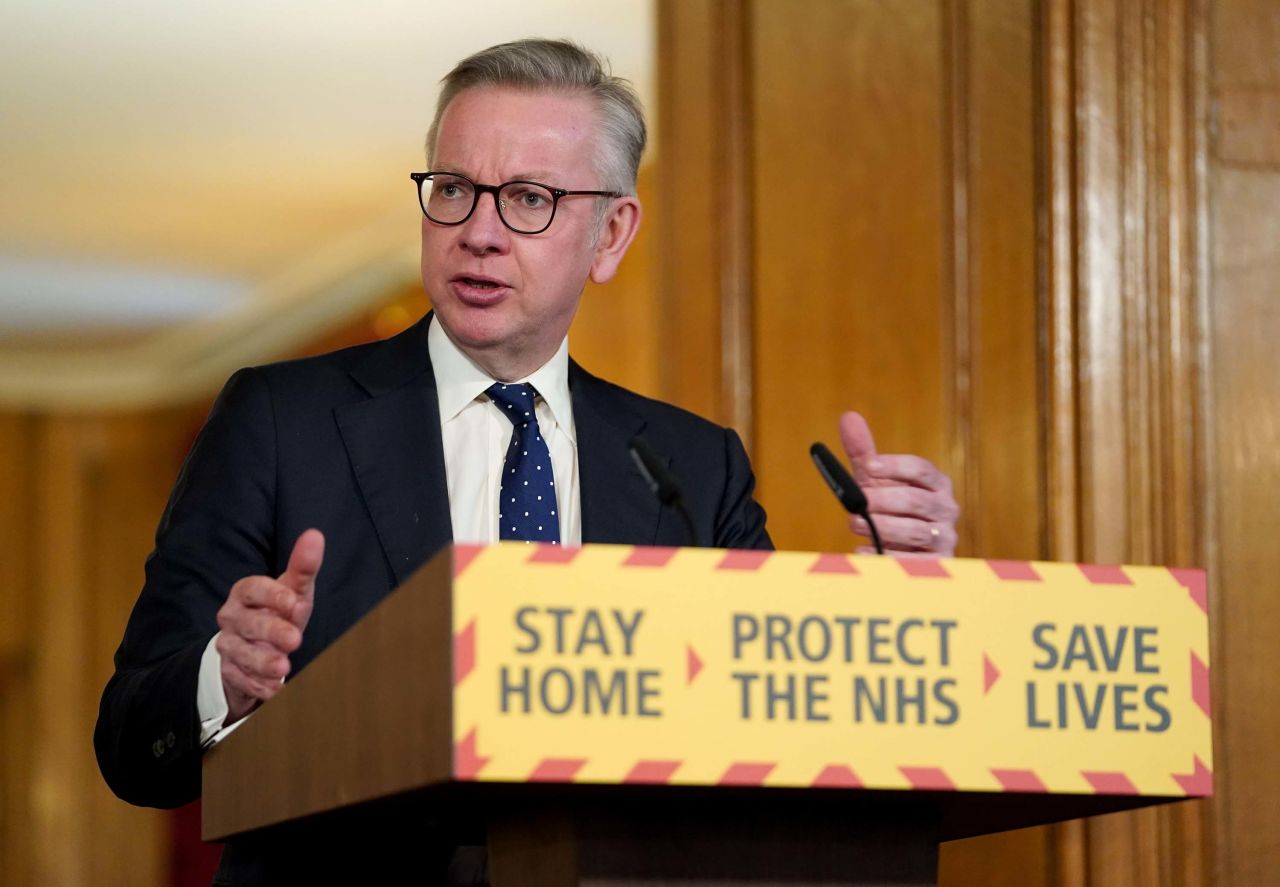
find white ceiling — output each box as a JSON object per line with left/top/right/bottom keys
{"left": 0, "top": 0, "right": 655, "bottom": 342}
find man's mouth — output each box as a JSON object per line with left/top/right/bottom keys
{"left": 450, "top": 274, "right": 510, "bottom": 305}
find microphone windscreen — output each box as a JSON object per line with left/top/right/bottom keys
{"left": 629, "top": 437, "right": 682, "bottom": 506}
{"left": 809, "top": 442, "right": 869, "bottom": 515}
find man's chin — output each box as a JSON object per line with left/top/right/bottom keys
{"left": 433, "top": 310, "right": 509, "bottom": 350}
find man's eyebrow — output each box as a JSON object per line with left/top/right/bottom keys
{"left": 433, "top": 167, "right": 560, "bottom": 184}
{"left": 490, "top": 172, "right": 559, "bottom": 185}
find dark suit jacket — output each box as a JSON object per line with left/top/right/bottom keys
{"left": 95, "top": 314, "right": 769, "bottom": 817}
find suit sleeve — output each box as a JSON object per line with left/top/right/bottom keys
{"left": 712, "top": 427, "right": 773, "bottom": 551}
{"left": 95, "top": 368, "right": 279, "bottom": 808}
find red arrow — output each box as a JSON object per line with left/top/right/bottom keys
{"left": 983, "top": 654, "right": 1000, "bottom": 694}
{"left": 687, "top": 645, "right": 703, "bottom": 684}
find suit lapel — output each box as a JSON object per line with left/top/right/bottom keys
{"left": 571, "top": 361, "right": 665, "bottom": 545}
{"left": 335, "top": 329, "right": 664, "bottom": 568}
{"left": 335, "top": 316, "right": 453, "bottom": 585}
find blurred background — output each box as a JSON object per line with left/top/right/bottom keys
{"left": 1, "top": 0, "right": 1277, "bottom": 884}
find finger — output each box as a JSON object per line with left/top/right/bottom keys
{"left": 233, "top": 609, "right": 302, "bottom": 652}
{"left": 864, "top": 486, "right": 960, "bottom": 523}
{"left": 222, "top": 659, "right": 281, "bottom": 702}
{"left": 279, "top": 529, "right": 324, "bottom": 628}
{"left": 221, "top": 636, "right": 291, "bottom": 685}
{"left": 279, "top": 529, "right": 325, "bottom": 597}
{"left": 838, "top": 411, "right": 879, "bottom": 484}
{"left": 217, "top": 631, "right": 292, "bottom": 682}
{"left": 228, "top": 576, "right": 298, "bottom": 618}
{"left": 850, "top": 513, "right": 951, "bottom": 553}
{"left": 223, "top": 662, "right": 282, "bottom": 704}
{"left": 864, "top": 454, "right": 951, "bottom": 492}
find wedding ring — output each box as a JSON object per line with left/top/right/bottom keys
{"left": 929, "top": 525, "right": 941, "bottom": 548}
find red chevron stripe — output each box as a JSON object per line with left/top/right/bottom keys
{"left": 623, "top": 546, "right": 678, "bottom": 567}
{"left": 717, "top": 550, "right": 772, "bottom": 571}
{"left": 1168, "top": 567, "right": 1208, "bottom": 614}
{"left": 454, "top": 728, "right": 489, "bottom": 780}
{"left": 1079, "top": 564, "right": 1132, "bottom": 585}
{"left": 528, "top": 544, "right": 582, "bottom": 564}
{"left": 623, "top": 760, "right": 682, "bottom": 784}
{"left": 900, "top": 766, "right": 956, "bottom": 790}
{"left": 452, "top": 544, "right": 484, "bottom": 578}
{"left": 528, "top": 758, "right": 587, "bottom": 782}
{"left": 898, "top": 559, "right": 951, "bottom": 578}
{"left": 991, "top": 768, "right": 1048, "bottom": 793}
{"left": 1082, "top": 771, "right": 1140, "bottom": 794}
{"left": 1191, "top": 651, "right": 1211, "bottom": 717}
{"left": 809, "top": 553, "right": 859, "bottom": 574}
{"left": 812, "top": 765, "right": 863, "bottom": 788}
{"left": 987, "top": 559, "right": 1042, "bottom": 581}
{"left": 719, "top": 762, "right": 775, "bottom": 785}
{"left": 1172, "top": 756, "right": 1213, "bottom": 796}
{"left": 453, "top": 619, "right": 475, "bottom": 687}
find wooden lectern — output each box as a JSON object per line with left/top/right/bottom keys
{"left": 203, "top": 543, "right": 1211, "bottom": 885}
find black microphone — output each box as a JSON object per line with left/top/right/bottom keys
{"left": 809, "top": 442, "right": 883, "bottom": 554}
{"left": 629, "top": 436, "right": 700, "bottom": 547}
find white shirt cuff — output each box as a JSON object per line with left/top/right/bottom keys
{"left": 197, "top": 632, "right": 230, "bottom": 746}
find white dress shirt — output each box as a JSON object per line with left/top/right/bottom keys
{"left": 197, "top": 315, "right": 581, "bottom": 744}
{"left": 428, "top": 315, "right": 580, "bottom": 545}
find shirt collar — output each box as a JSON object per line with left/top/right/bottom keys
{"left": 427, "top": 314, "right": 575, "bottom": 442}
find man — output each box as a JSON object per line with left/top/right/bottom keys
{"left": 96, "top": 39, "right": 958, "bottom": 882}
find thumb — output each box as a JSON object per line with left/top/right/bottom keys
{"left": 279, "top": 528, "right": 325, "bottom": 600}
{"left": 838, "top": 411, "right": 879, "bottom": 484}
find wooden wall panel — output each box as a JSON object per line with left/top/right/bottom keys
{"left": 0, "top": 417, "right": 31, "bottom": 664}
{"left": 0, "top": 411, "right": 194, "bottom": 886}
{"left": 86, "top": 416, "right": 193, "bottom": 884}
{"left": 29, "top": 418, "right": 94, "bottom": 884}
{"left": 956, "top": 0, "right": 1043, "bottom": 562}
{"left": 1212, "top": 0, "right": 1280, "bottom": 165}
{"left": 1041, "top": 0, "right": 1212, "bottom": 884}
{"left": 937, "top": 1, "right": 1051, "bottom": 882}
{"left": 751, "top": 0, "right": 951, "bottom": 554}
{"left": 1207, "top": 1, "right": 1280, "bottom": 882}
{"left": 653, "top": 0, "right": 739, "bottom": 425}
{"left": 1208, "top": 167, "right": 1280, "bottom": 882}
{"left": 0, "top": 414, "right": 35, "bottom": 887}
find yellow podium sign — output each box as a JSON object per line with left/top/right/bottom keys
{"left": 450, "top": 544, "right": 1211, "bottom": 798}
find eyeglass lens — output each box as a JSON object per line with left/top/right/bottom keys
{"left": 422, "top": 174, "right": 555, "bottom": 233}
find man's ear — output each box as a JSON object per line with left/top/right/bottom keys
{"left": 589, "top": 197, "right": 642, "bottom": 285}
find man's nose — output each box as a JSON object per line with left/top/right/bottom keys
{"left": 459, "top": 191, "right": 510, "bottom": 255}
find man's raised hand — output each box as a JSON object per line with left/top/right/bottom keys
{"left": 839, "top": 412, "right": 959, "bottom": 556}
{"left": 215, "top": 529, "right": 325, "bottom": 724}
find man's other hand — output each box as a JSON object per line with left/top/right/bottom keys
{"left": 839, "top": 412, "right": 959, "bottom": 557}
{"left": 215, "top": 529, "right": 325, "bottom": 724}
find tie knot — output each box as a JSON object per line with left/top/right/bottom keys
{"left": 486, "top": 382, "right": 540, "bottom": 426}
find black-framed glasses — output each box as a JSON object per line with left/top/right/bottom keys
{"left": 410, "top": 171, "right": 622, "bottom": 235}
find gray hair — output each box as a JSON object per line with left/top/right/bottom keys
{"left": 425, "top": 38, "right": 647, "bottom": 195}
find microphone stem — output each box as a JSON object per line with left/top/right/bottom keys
{"left": 674, "top": 499, "right": 700, "bottom": 548}
{"left": 863, "top": 511, "right": 884, "bottom": 555}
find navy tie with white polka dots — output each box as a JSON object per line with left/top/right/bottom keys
{"left": 487, "top": 382, "right": 560, "bottom": 544}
